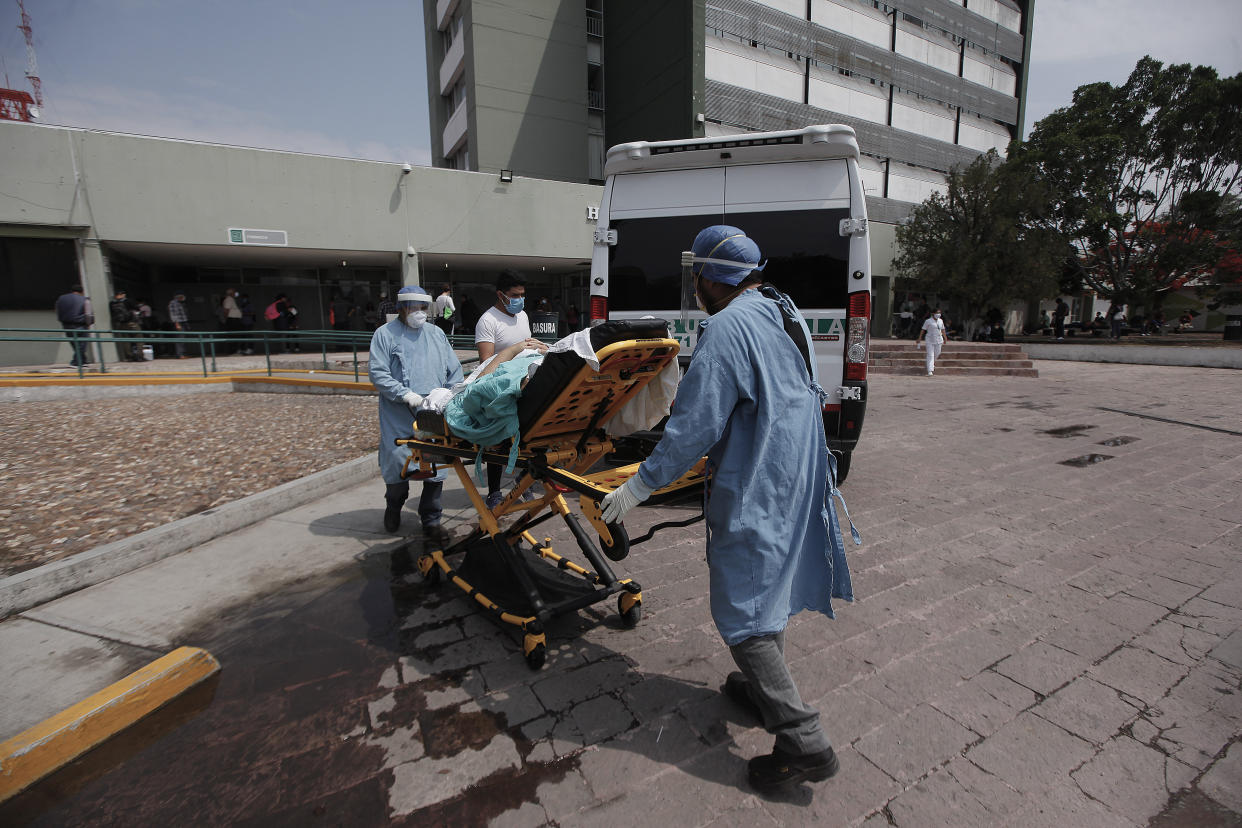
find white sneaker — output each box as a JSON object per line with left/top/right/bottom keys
{"left": 927, "top": 370, "right": 934, "bottom": 376}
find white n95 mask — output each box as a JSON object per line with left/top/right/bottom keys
{"left": 405, "top": 310, "right": 428, "bottom": 328}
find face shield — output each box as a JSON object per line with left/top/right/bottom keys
{"left": 396, "top": 286, "right": 433, "bottom": 328}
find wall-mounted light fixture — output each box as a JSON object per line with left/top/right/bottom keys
{"left": 499, "top": 169, "right": 514, "bottom": 183}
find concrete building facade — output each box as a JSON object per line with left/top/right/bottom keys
{"left": 0, "top": 121, "right": 602, "bottom": 366}
{"left": 423, "top": 0, "right": 605, "bottom": 183}
{"left": 423, "top": 0, "right": 1033, "bottom": 327}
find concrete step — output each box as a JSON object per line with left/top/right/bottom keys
{"left": 871, "top": 351, "right": 1031, "bottom": 361}
{"left": 873, "top": 365, "right": 1041, "bottom": 377}
{"left": 869, "top": 340, "right": 1040, "bottom": 377}
{"left": 871, "top": 357, "right": 1036, "bottom": 369}
{"left": 869, "top": 345, "right": 1023, "bottom": 357}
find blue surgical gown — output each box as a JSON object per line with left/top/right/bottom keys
{"left": 635, "top": 289, "right": 853, "bottom": 646}
{"left": 368, "top": 319, "right": 463, "bottom": 484}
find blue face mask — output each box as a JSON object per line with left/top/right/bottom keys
{"left": 504, "top": 295, "right": 524, "bottom": 314}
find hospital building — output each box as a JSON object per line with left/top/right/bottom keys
{"left": 0, "top": 0, "right": 1031, "bottom": 366}
{"left": 424, "top": 0, "right": 1033, "bottom": 317}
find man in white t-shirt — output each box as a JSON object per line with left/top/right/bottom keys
{"left": 475, "top": 269, "right": 548, "bottom": 507}
{"left": 431, "top": 285, "right": 456, "bottom": 335}
{"left": 916, "top": 307, "right": 947, "bottom": 376}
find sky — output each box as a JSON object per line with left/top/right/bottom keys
{"left": 0, "top": 0, "right": 1239, "bottom": 162}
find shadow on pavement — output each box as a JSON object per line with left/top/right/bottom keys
{"left": 3, "top": 528, "right": 790, "bottom": 825}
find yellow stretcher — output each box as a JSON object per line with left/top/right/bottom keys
{"left": 396, "top": 319, "right": 705, "bottom": 669}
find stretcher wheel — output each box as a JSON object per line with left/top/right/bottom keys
{"left": 601, "top": 522, "right": 630, "bottom": 562}
{"left": 525, "top": 643, "right": 546, "bottom": 670}
{"left": 618, "top": 594, "right": 642, "bottom": 628}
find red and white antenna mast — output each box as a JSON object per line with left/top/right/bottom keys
{"left": 17, "top": 0, "right": 41, "bottom": 110}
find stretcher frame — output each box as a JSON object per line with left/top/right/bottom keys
{"left": 396, "top": 334, "right": 705, "bottom": 669}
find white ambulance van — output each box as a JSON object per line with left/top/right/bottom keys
{"left": 589, "top": 124, "right": 871, "bottom": 481}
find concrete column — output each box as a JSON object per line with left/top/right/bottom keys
{"left": 402, "top": 249, "right": 421, "bottom": 287}
{"left": 76, "top": 238, "right": 116, "bottom": 364}
{"left": 872, "top": 275, "right": 894, "bottom": 338}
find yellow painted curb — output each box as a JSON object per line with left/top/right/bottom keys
{"left": 0, "top": 646, "right": 221, "bottom": 803}
{"left": 0, "top": 374, "right": 371, "bottom": 391}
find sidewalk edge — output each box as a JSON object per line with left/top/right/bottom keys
{"left": 0, "top": 455, "right": 376, "bottom": 620}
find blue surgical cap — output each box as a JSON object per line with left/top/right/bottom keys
{"left": 397, "top": 285, "right": 432, "bottom": 304}
{"left": 691, "top": 225, "right": 765, "bottom": 286}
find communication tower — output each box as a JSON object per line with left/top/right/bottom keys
{"left": 0, "top": 0, "right": 40, "bottom": 122}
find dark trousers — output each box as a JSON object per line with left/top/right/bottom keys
{"left": 64, "top": 325, "right": 92, "bottom": 365}
{"left": 385, "top": 480, "right": 444, "bottom": 528}
{"left": 173, "top": 323, "right": 191, "bottom": 357}
{"left": 487, "top": 463, "right": 503, "bottom": 495}
{"left": 1054, "top": 317, "right": 1066, "bottom": 338}
{"left": 730, "top": 632, "right": 830, "bottom": 756}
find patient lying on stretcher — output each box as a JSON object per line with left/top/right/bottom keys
{"left": 415, "top": 337, "right": 548, "bottom": 414}
{"left": 416, "top": 326, "right": 679, "bottom": 450}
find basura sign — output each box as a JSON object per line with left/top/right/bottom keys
{"left": 228, "top": 228, "right": 288, "bottom": 246}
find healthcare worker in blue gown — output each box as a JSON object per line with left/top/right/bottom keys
{"left": 602, "top": 225, "right": 855, "bottom": 796}
{"left": 368, "top": 285, "right": 463, "bottom": 543}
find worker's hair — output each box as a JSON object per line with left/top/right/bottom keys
{"left": 496, "top": 269, "right": 526, "bottom": 293}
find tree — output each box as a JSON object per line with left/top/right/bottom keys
{"left": 1011, "top": 57, "right": 1242, "bottom": 312}
{"left": 893, "top": 150, "right": 1066, "bottom": 322}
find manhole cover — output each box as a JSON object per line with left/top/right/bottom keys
{"left": 1060, "top": 453, "right": 1113, "bottom": 467}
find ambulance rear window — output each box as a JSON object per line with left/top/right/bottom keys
{"left": 609, "top": 208, "right": 851, "bottom": 312}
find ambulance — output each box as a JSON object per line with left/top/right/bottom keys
{"left": 589, "top": 124, "right": 871, "bottom": 481}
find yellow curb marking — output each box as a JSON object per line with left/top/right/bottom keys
{"left": 0, "top": 646, "right": 221, "bottom": 803}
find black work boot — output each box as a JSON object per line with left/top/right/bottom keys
{"left": 384, "top": 500, "right": 402, "bottom": 533}
{"left": 748, "top": 746, "right": 839, "bottom": 794}
{"left": 384, "top": 482, "right": 409, "bottom": 533}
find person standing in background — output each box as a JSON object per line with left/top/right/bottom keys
{"left": 432, "top": 285, "right": 456, "bottom": 336}
{"left": 238, "top": 292, "right": 255, "bottom": 354}
{"left": 110, "top": 289, "right": 142, "bottom": 361}
{"left": 167, "top": 293, "right": 190, "bottom": 359}
{"left": 1053, "top": 297, "right": 1069, "bottom": 341}
{"left": 56, "top": 284, "right": 94, "bottom": 366}
{"left": 474, "top": 269, "right": 546, "bottom": 509}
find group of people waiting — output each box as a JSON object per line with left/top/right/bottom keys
{"left": 367, "top": 225, "right": 856, "bottom": 797}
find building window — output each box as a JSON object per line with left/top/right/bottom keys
{"left": 444, "top": 80, "right": 466, "bottom": 120}
{"left": 445, "top": 147, "right": 470, "bottom": 170}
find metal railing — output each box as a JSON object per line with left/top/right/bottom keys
{"left": 1, "top": 327, "right": 544, "bottom": 383}
{"left": 0, "top": 327, "right": 382, "bottom": 383}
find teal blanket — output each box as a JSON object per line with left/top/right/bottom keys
{"left": 444, "top": 353, "right": 544, "bottom": 482}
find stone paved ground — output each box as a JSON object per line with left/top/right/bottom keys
{"left": 10, "top": 360, "right": 1241, "bottom": 826}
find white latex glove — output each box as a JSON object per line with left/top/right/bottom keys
{"left": 402, "top": 391, "right": 424, "bottom": 411}
{"left": 601, "top": 474, "right": 653, "bottom": 523}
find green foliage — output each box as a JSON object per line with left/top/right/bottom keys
{"left": 1010, "top": 56, "right": 1242, "bottom": 311}
{"left": 893, "top": 150, "right": 1066, "bottom": 320}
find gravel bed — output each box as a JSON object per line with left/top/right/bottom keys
{"left": 0, "top": 393, "right": 379, "bottom": 577}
